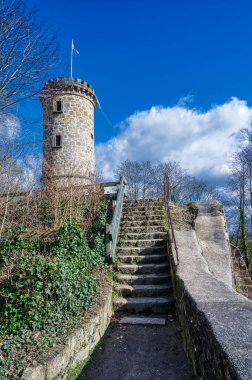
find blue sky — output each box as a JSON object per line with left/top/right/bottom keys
{"left": 22, "top": 0, "right": 252, "bottom": 182}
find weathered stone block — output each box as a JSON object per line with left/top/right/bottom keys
{"left": 43, "top": 344, "right": 71, "bottom": 380}
{"left": 21, "top": 364, "right": 46, "bottom": 380}
{"left": 70, "top": 345, "right": 90, "bottom": 368}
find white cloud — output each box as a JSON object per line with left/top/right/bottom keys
{"left": 96, "top": 98, "right": 252, "bottom": 184}
{"left": 0, "top": 112, "right": 20, "bottom": 141}
{"left": 0, "top": 112, "right": 40, "bottom": 191}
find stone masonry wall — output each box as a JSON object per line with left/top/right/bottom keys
{"left": 21, "top": 286, "right": 113, "bottom": 380}
{"left": 168, "top": 202, "right": 252, "bottom": 380}
{"left": 41, "top": 78, "right": 97, "bottom": 187}
{"left": 231, "top": 247, "right": 252, "bottom": 300}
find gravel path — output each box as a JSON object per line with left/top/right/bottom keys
{"left": 79, "top": 318, "right": 192, "bottom": 380}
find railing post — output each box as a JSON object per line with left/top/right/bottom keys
{"left": 164, "top": 175, "right": 179, "bottom": 264}
{"left": 105, "top": 176, "right": 127, "bottom": 262}
{"left": 106, "top": 224, "right": 112, "bottom": 258}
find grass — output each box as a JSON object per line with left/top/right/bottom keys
{"left": 67, "top": 359, "right": 88, "bottom": 380}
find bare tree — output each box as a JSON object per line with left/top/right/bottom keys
{"left": 152, "top": 161, "right": 189, "bottom": 201}
{"left": 116, "top": 159, "right": 218, "bottom": 203}
{"left": 0, "top": 0, "right": 57, "bottom": 111}
{"left": 116, "top": 160, "right": 141, "bottom": 200}
{"left": 185, "top": 176, "right": 220, "bottom": 202}
{"left": 227, "top": 150, "right": 252, "bottom": 266}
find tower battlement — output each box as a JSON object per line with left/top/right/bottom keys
{"left": 41, "top": 77, "right": 98, "bottom": 107}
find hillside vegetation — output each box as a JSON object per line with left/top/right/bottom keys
{"left": 0, "top": 195, "right": 111, "bottom": 379}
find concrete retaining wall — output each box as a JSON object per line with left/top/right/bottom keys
{"left": 169, "top": 201, "right": 252, "bottom": 380}
{"left": 21, "top": 286, "right": 113, "bottom": 380}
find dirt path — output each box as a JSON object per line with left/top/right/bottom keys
{"left": 79, "top": 318, "right": 192, "bottom": 380}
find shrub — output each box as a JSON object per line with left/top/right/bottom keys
{"left": 0, "top": 199, "right": 111, "bottom": 379}
{"left": 1, "top": 254, "right": 99, "bottom": 335}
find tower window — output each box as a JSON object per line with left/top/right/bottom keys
{"left": 91, "top": 133, "right": 94, "bottom": 140}
{"left": 53, "top": 99, "right": 63, "bottom": 113}
{"left": 53, "top": 134, "right": 62, "bottom": 147}
{"left": 56, "top": 101, "right": 62, "bottom": 112}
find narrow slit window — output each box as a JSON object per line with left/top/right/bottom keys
{"left": 56, "top": 100, "right": 62, "bottom": 112}
{"left": 53, "top": 134, "right": 62, "bottom": 147}
{"left": 53, "top": 99, "right": 63, "bottom": 113}
{"left": 55, "top": 134, "right": 61, "bottom": 147}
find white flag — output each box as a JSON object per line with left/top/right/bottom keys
{"left": 72, "top": 40, "right": 79, "bottom": 55}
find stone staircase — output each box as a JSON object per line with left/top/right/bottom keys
{"left": 113, "top": 199, "right": 174, "bottom": 319}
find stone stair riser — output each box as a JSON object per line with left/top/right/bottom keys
{"left": 122, "top": 215, "right": 164, "bottom": 222}
{"left": 121, "top": 232, "right": 167, "bottom": 240}
{"left": 120, "top": 226, "right": 166, "bottom": 233}
{"left": 121, "top": 220, "right": 164, "bottom": 227}
{"left": 124, "top": 199, "right": 163, "bottom": 205}
{"left": 123, "top": 208, "right": 165, "bottom": 214}
{"left": 123, "top": 210, "right": 165, "bottom": 216}
{"left": 119, "top": 246, "right": 167, "bottom": 255}
{"left": 113, "top": 300, "right": 174, "bottom": 314}
{"left": 118, "top": 254, "right": 167, "bottom": 264}
{"left": 118, "top": 274, "right": 170, "bottom": 285}
{"left": 118, "top": 285, "right": 173, "bottom": 297}
{"left": 119, "top": 239, "right": 166, "bottom": 248}
{"left": 117, "top": 264, "right": 169, "bottom": 275}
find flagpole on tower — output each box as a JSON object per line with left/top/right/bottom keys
{"left": 70, "top": 39, "right": 73, "bottom": 77}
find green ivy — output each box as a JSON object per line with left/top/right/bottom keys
{"left": 0, "top": 236, "right": 40, "bottom": 265}
{"left": 0, "top": 199, "right": 111, "bottom": 379}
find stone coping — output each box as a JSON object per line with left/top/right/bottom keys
{"left": 169, "top": 201, "right": 252, "bottom": 379}
{"left": 21, "top": 286, "right": 113, "bottom": 380}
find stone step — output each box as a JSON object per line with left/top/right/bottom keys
{"left": 120, "top": 226, "right": 166, "bottom": 233}
{"left": 119, "top": 316, "right": 166, "bottom": 325}
{"left": 124, "top": 199, "right": 163, "bottom": 205}
{"left": 119, "top": 245, "right": 167, "bottom": 256}
{"left": 119, "top": 238, "right": 166, "bottom": 248}
{"left": 117, "top": 262, "right": 169, "bottom": 275}
{"left": 118, "top": 253, "right": 168, "bottom": 264}
{"left": 121, "top": 232, "right": 167, "bottom": 240}
{"left": 122, "top": 215, "right": 164, "bottom": 222}
{"left": 117, "top": 273, "right": 171, "bottom": 285}
{"left": 117, "top": 284, "right": 173, "bottom": 297}
{"left": 123, "top": 210, "right": 165, "bottom": 216}
{"left": 113, "top": 296, "right": 174, "bottom": 314}
{"left": 123, "top": 206, "right": 165, "bottom": 213}
{"left": 121, "top": 220, "right": 165, "bottom": 227}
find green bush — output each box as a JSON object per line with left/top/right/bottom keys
{"left": 1, "top": 254, "right": 99, "bottom": 335}
{"left": 0, "top": 200, "right": 111, "bottom": 379}
{"left": 0, "top": 236, "right": 40, "bottom": 265}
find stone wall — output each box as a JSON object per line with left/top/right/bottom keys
{"left": 21, "top": 286, "right": 113, "bottom": 380}
{"left": 168, "top": 201, "right": 252, "bottom": 379}
{"left": 41, "top": 77, "right": 98, "bottom": 187}
{"left": 231, "top": 246, "right": 252, "bottom": 300}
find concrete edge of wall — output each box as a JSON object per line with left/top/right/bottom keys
{"left": 168, "top": 232, "right": 252, "bottom": 379}
{"left": 21, "top": 286, "right": 113, "bottom": 380}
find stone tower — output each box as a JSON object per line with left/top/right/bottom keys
{"left": 40, "top": 77, "right": 98, "bottom": 187}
